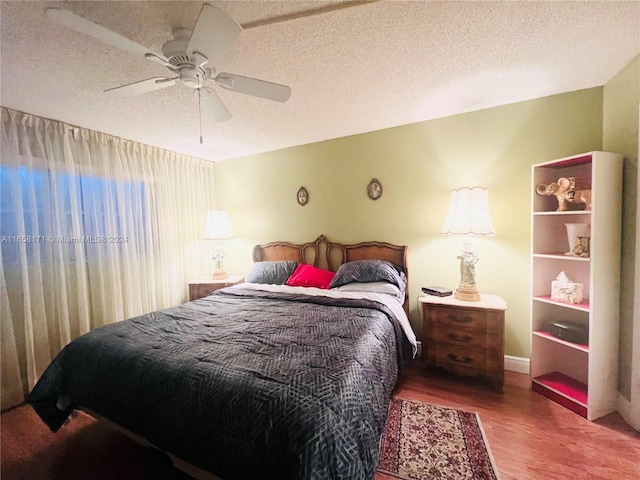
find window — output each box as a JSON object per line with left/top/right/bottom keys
{"left": 0, "top": 165, "right": 147, "bottom": 266}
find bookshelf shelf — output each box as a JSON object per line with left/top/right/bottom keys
{"left": 532, "top": 330, "right": 589, "bottom": 352}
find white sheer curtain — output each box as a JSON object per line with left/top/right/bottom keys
{"left": 1, "top": 107, "right": 216, "bottom": 410}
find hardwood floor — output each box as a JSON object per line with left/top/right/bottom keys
{"left": 2, "top": 363, "right": 638, "bottom": 480}
{"left": 392, "top": 364, "right": 639, "bottom": 480}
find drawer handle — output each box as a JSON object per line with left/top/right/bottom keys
{"left": 447, "top": 314, "right": 474, "bottom": 324}
{"left": 447, "top": 353, "right": 474, "bottom": 364}
{"left": 447, "top": 333, "right": 474, "bottom": 343}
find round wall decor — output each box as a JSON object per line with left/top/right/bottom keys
{"left": 297, "top": 186, "right": 309, "bottom": 206}
{"left": 367, "top": 178, "right": 383, "bottom": 200}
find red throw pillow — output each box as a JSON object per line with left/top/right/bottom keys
{"left": 285, "top": 264, "right": 336, "bottom": 289}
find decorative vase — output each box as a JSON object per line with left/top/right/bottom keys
{"left": 565, "top": 223, "right": 590, "bottom": 254}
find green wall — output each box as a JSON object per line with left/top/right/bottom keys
{"left": 603, "top": 55, "right": 639, "bottom": 399}
{"left": 214, "top": 88, "right": 604, "bottom": 359}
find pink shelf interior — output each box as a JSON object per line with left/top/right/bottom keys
{"left": 543, "top": 155, "right": 592, "bottom": 168}
{"left": 534, "top": 330, "right": 588, "bottom": 350}
{"left": 534, "top": 295, "right": 589, "bottom": 311}
{"left": 533, "top": 371, "right": 588, "bottom": 405}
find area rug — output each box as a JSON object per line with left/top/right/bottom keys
{"left": 377, "top": 398, "right": 500, "bottom": 480}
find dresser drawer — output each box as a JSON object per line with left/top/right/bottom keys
{"left": 425, "top": 326, "right": 502, "bottom": 352}
{"left": 428, "top": 306, "right": 502, "bottom": 333}
{"left": 426, "top": 343, "right": 502, "bottom": 375}
{"left": 427, "top": 342, "right": 485, "bottom": 367}
{"left": 190, "top": 284, "right": 216, "bottom": 300}
{"left": 188, "top": 275, "right": 244, "bottom": 301}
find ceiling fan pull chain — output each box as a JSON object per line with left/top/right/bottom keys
{"left": 198, "top": 89, "right": 204, "bottom": 144}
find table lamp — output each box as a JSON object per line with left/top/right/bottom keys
{"left": 203, "top": 209, "right": 235, "bottom": 279}
{"left": 440, "top": 187, "right": 496, "bottom": 301}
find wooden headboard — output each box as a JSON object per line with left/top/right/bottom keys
{"left": 253, "top": 235, "right": 409, "bottom": 316}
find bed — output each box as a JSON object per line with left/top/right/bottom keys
{"left": 27, "top": 235, "right": 416, "bottom": 480}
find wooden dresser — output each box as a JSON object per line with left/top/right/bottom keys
{"left": 419, "top": 293, "right": 507, "bottom": 392}
{"left": 188, "top": 275, "right": 244, "bottom": 301}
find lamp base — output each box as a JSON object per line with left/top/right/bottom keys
{"left": 212, "top": 270, "right": 228, "bottom": 280}
{"left": 454, "top": 285, "right": 481, "bottom": 302}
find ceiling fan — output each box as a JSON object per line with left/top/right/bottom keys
{"left": 45, "top": 4, "right": 291, "bottom": 142}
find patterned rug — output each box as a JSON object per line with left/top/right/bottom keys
{"left": 378, "top": 398, "right": 500, "bottom": 480}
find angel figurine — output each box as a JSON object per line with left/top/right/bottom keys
{"left": 457, "top": 242, "right": 479, "bottom": 286}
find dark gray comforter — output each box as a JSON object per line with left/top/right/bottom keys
{"left": 27, "top": 286, "right": 407, "bottom": 480}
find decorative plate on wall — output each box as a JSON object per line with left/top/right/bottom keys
{"left": 367, "top": 178, "right": 383, "bottom": 200}
{"left": 297, "top": 186, "right": 309, "bottom": 205}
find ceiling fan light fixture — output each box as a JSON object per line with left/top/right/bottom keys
{"left": 180, "top": 69, "right": 203, "bottom": 89}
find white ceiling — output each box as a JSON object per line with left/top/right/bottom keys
{"left": 1, "top": 1, "right": 639, "bottom": 162}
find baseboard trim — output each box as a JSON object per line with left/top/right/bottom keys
{"left": 504, "top": 355, "right": 530, "bottom": 374}
{"left": 617, "top": 391, "right": 640, "bottom": 431}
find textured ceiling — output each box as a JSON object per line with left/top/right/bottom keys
{"left": 1, "top": 1, "right": 639, "bottom": 162}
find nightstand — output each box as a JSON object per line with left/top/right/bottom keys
{"left": 419, "top": 293, "right": 507, "bottom": 392}
{"left": 188, "top": 275, "right": 244, "bottom": 301}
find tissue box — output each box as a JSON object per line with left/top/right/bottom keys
{"left": 551, "top": 281, "right": 583, "bottom": 303}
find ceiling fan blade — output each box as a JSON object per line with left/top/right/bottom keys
{"left": 200, "top": 88, "right": 231, "bottom": 122}
{"left": 145, "top": 53, "right": 176, "bottom": 70}
{"left": 192, "top": 51, "right": 208, "bottom": 69}
{"left": 46, "top": 9, "right": 169, "bottom": 64}
{"left": 214, "top": 73, "right": 291, "bottom": 103}
{"left": 105, "top": 77, "right": 176, "bottom": 97}
{"left": 187, "top": 5, "right": 242, "bottom": 66}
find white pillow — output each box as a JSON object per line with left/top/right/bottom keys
{"left": 333, "top": 281, "right": 404, "bottom": 303}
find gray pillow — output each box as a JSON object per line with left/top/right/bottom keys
{"left": 246, "top": 261, "right": 298, "bottom": 285}
{"left": 329, "top": 260, "right": 406, "bottom": 292}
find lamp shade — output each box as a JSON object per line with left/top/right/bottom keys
{"left": 440, "top": 187, "right": 496, "bottom": 236}
{"left": 203, "top": 209, "right": 235, "bottom": 240}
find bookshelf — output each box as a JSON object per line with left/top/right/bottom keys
{"left": 530, "top": 151, "right": 622, "bottom": 421}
